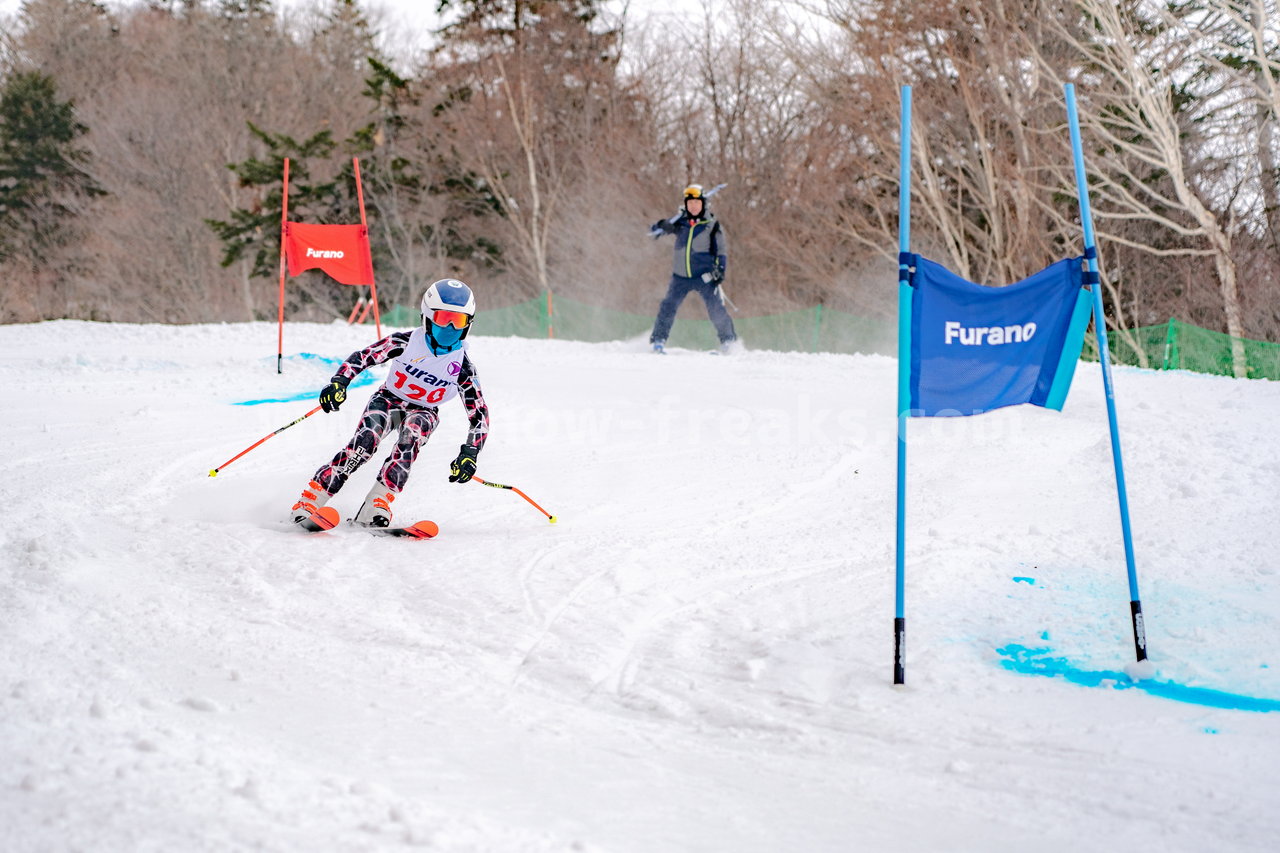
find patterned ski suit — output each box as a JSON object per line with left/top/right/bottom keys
{"left": 312, "top": 329, "right": 489, "bottom": 496}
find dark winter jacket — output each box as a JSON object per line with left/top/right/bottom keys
{"left": 659, "top": 211, "right": 728, "bottom": 280}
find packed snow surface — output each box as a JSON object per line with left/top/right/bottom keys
{"left": 2, "top": 320, "right": 1279, "bottom": 852}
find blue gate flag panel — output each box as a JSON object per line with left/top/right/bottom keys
{"left": 908, "top": 255, "right": 1093, "bottom": 417}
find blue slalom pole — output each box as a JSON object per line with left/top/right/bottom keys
{"left": 894, "top": 85, "right": 912, "bottom": 684}
{"left": 1064, "top": 83, "right": 1148, "bottom": 663}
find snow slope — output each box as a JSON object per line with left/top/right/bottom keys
{"left": 2, "top": 319, "right": 1278, "bottom": 852}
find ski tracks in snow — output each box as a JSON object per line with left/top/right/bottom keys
{"left": 507, "top": 448, "right": 876, "bottom": 739}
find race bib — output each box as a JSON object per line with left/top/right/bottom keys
{"left": 383, "top": 330, "right": 467, "bottom": 406}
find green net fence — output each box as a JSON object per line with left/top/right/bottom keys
{"left": 386, "top": 296, "right": 1279, "bottom": 380}
{"left": 385, "top": 294, "right": 898, "bottom": 356}
{"left": 1083, "top": 317, "right": 1280, "bottom": 380}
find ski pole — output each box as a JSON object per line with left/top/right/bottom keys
{"left": 473, "top": 476, "right": 558, "bottom": 523}
{"left": 716, "top": 284, "right": 739, "bottom": 313}
{"left": 208, "top": 405, "right": 322, "bottom": 477}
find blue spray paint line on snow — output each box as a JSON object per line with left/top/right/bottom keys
{"left": 1012, "top": 577, "right": 1036, "bottom": 585}
{"left": 235, "top": 354, "right": 377, "bottom": 406}
{"left": 997, "top": 645, "right": 1280, "bottom": 713}
{"left": 284, "top": 352, "right": 341, "bottom": 365}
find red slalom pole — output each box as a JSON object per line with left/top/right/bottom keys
{"left": 353, "top": 157, "right": 382, "bottom": 338}
{"left": 473, "top": 476, "right": 557, "bottom": 523}
{"left": 277, "top": 158, "right": 291, "bottom": 374}
{"left": 209, "top": 406, "right": 322, "bottom": 477}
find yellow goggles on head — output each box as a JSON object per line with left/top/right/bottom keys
{"left": 683, "top": 184, "right": 704, "bottom": 200}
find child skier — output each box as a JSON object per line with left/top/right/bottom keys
{"left": 290, "top": 278, "right": 489, "bottom": 529}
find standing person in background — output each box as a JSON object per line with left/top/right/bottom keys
{"left": 648, "top": 184, "right": 740, "bottom": 354}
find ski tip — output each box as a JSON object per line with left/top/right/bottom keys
{"left": 312, "top": 506, "right": 340, "bottom": 530}
{"left": 407, "top": 520, "right": 439, "bottom": 539}
{"left": 293, "top": 504, "right": 340, "bottom": 533}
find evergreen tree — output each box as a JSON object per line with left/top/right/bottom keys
{"left": 0, "top": 69, "right": 104, "bottom": 262}
{"left": 348, "top": 56, "right": 502, "bottom": 308}
{"left": 313, "top": 0, "right": 379, "bottom": 74}
{"left": 215, "top": 0, "right": 275, "bottom": 22}
{"left": 436, "top": 0, "right": 615, "bottom": 52}
{"left": 209, "top": 56, "right": 505, "bottom": 314}
{"left": 205, "top": 123, "right": 344, "bottom": 280}
{"left": 429, "top": 0, "right": 623, "bottom": 296}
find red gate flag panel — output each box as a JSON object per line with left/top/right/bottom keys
{"left": 283, "top": 222, "right": 374, "bottom": 285}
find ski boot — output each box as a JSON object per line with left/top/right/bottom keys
{"left": 291, "top": 480, "right": 339, "bottom": 530}
{"left": 291, "top": 480, "right": 331, "bottom": 523}
{"left": 354, "top": 482, "right": 396, "bottom": 528}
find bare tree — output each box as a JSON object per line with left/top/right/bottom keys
{"left": 3, "top": 0, "right": 1275, "bottom": 357}
{"left": 1040, "top": 0, "right": 1257, "bottom": 375}
{"left": 428, "top": 1, "right": 623, "bottom": 302}
{"left": 1182, "top": 0, "right": 1280, "bottom": 343}
{"left": 8, "top": 0, "right": 376, "bottom": 323}
{"left": 787, "top": 1, "right": 1076, "bottom": 287}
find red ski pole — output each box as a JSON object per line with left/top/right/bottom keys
{"left": 209, "top": 406, "right": 322, "bottom": 477}
{"left": 473, "top": 476, "right": 557, "bottom": 523}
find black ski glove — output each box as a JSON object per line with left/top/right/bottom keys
{"left": 702, "top": 264, "right": 725, "bottom": 285}
{"left": 449, "top": 445, "right": 478, "bottom": 484}
{"left": 318, "top": 380, "right": 348, "bottom": 413}
{"left": 651, "top": 218, "right": 677, "bottom": 235}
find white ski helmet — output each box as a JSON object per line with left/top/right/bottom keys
{"left": 420, "top": 278, "right": 476, "bottom": 354}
